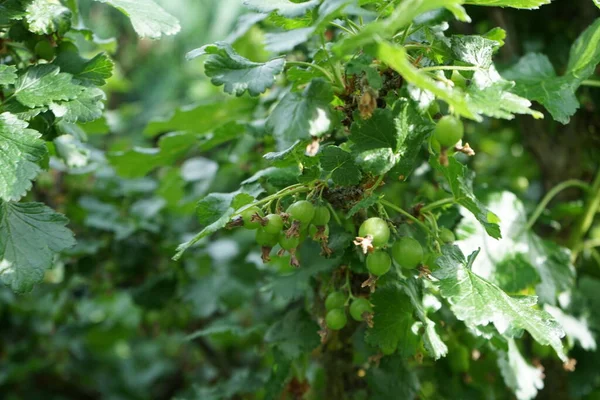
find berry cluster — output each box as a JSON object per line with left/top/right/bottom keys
{"left": 232, "top": 200, "right": 332, "bottom": 267}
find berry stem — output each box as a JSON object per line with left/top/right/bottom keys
{"left": 420, "top": 197, "right": 455, "bottom": 213}
{"left": 379, "top": 199, "right": 432, "bottom": 235}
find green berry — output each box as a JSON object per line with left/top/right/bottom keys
{"left": 241, "top": 206, "right": 263, "bottom": 230}
{"left": 366, "top": 251, "right": 392, "bottom": 276}
{"left": 325, "top": 291, "right": 346, "bottom": 311}
{"left": 256, "top": 229, "right": 279, "bottom": 247}
{"left": 349, "top": 298, "right": 373, "bottom": 322}
{"left": 358, "top": 217, "right": 390, "bottom": 248}
{"left": 311, "top": 206, "right": 331, "bottom": 226}
{"left": 433, "top": 115, "right": 464, "bottom": 148}
{"left": 264, "top": 214, "right": 284, "bottom": 234}
{"left": 325, "top": 309, "right": 347, "bottom": 330}
{"left": 34, "top": 41, "right": 56, "bottom": 60}
{"left": 287, "top": 200, "right": 315, "bottom": 224}
{"left": 279, "top": 234, "right": 300, "bottom": 251}
{"left": 391, "top": 237, "right": 423, "bottom": 269}
{"left": 439, "top": 227, "right": 455, "bottom": 243}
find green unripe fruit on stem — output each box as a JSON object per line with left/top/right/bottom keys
{"left": 311, "top": 206, "right": 331, "bottom": 226}
{"left": 366, "top": 250, "right": 392, "bottom": 276}
{"left": 34, "top": 41, "right": 56, "bottom": 60}
{"left": 325, "top": 291, "right": 346, "bottom": 311}
{"left": 279, "top": 234, "right": 300, "bottom": 251}
{"left": 358, "top": 217, "right": 390, "bottom": 248}
{"left": 287, "top": 200, "right": 315, "bottom": 224}
{"left": 241, "top": 206, "right": 263, "bottom": 230}
{"left": 255, "top": 229, "right": 279, "bottom": 247}
{"left": 325, "top": 309, "right": 347, "bottom": 330}
{"left": 439, "top": 227, "right": 455, "bottom": 243}
{"left": 434, "top": 116, "right": 464, "bottom": 148}
{"left": 264, "top": 214, "right": 284, "bottom": 234}
{"left": 350, "top": 298, "right": 373, "bottom": 322}
{"left": 392, "top": 237, "right": 423, "bottom": 269}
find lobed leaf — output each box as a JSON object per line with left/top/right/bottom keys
{"left": 0, "top": 201, "right": 76, "bottom": 293}
{"left": 433, "top": 246, "right": 567, "bottom": 361}
{"left": 0, "top": 113, "right": 47, "bottom": 202}
{"left": 187, "top": 42, "right": 285, "bottom": 97}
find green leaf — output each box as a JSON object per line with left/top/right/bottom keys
{"left": 93, "top": 0, "right": 180, "bottom": 39}
{"left": 502, "top": 20, "right": 600, "bottom": 124}
{"left": 466, "top": 80, "right": 543, "bottom": 120}
{"left": 243, "top": 0, "right": 320, "bottom": 18}
{"left": 366, "top": 285, "right": 415, "bottom": 354}
{"left": 0, "top": 65, "right": 17, "bottom": 86}
{"left": 320, "top": 146, "right": 362, "bottom": 186}
{"left": 366, "top": 355, "right": 420, "bottom": 400}
{"left": 496, "top": 339, "right": 544, "bottom": 400}
{"left": 49, "top": 86, "right": 105, "bottom": 123}
{"left": 0, "top": 0, "right": 25, "bottom": 24}
{"left": 451, "top": 35, "right": 496, "bottom": 70}
{"left": 0, "top": 201, "right": 75, "bottom": 293}
{"left": 402, "top": 278, "right": 448, "bottom": 360}
{"left": 334, "top": 0, "right": 470, "bottom": 56}
{"left": 350, "top": 109, "right": 398, "bottom": 152}
{"left": 348, "top": 61, "right": 382, "bottom": 92}
{"left": 144, "top": 98, "right": 256, "bottom": 137}
{"left": 187, "top": 42, "right": 285, "bottom": 97}
{"left": 464, "top": 0, "right": 550, "bottom": 8}
{"left": 595, "top": 0, "right": 600, "bottom": 9}
{"left": 377, "top": 42, "right": 477, "bottom": 120}
{"left": 25, "top": 0, "right": 72, "bottom": 35}
{"left": 0, "top": 112, "right": 47, "bottom": 201}
{"left": 265, "top": 307, "right": 320, "bottom": 359}
{"left": 433, "top": 246, "right": 567, "bottom": 361}
{"left": 431, "top": 157, "right": 501, "bottom": 239}
{"left": 502, "top": 53, "right": 578, "bottom": 124}
{"left": 456, "top": 192, "right": 575, "bottom": 305}
{"left": 108, "top": 132, "right": 197, "bottom": 178}
{"left": 347, "top": 194, "right": 380, "bottom": 217}
{"left": 388, "top": 99, "right": 433, "bottom": 180}
{"left": 266, "top": 79, "right": 334, "bottom": 149}
{"left": 55, "top": 51, "right": 115, "bottom": 86}
{"left": 566, "top": 18, "right": 600, "bottom": 81}
{"left": 14, "top": 65, "right": 83, "bottom": 108}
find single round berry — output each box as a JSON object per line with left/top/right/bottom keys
{"left": 311, "top": 206, "right": 331, "bottom": 226}
{"left": 366, "top": 251, "right": 392, "bottom": 276}
{"left": 325, "top": 309, "right": 347, "bottom": 330}
{"left": 358, "top": 217, "right": 390, "bottom": 248}
{"left": 350, "top": 298, "right": 373, "bottom": 322}
{"left": 34, "top": 41, "right": 55, "bottom": 60}
{"left": 264, "top": 214, "right": 284, "bottom": 234}
{"left": 325, "top": 291, "right": 346, "bottom": 311}
{"left": 241, "top": 206, "right": 263, "bottom": 230}
{"left": 439, "top": 227, "right": 455, "bottom": 243}
{"left": 434, "top": 115, "right": 464, "bottom": 148}
{"left": 256, "top": 229, "right": 279, "bottom": 247}
{"left": 287, "top": 200, "right": 315, "bottom": 224}
{"left": 309, "top": 224, "right": 330, "bottom": 240}
{"left": 279, "top": 234, "right": 300, "bottom": 251}
{"left": 391, "top": 237, "right": 423, "bottom": 270}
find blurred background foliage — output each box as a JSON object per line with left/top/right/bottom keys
{"left": 1, "top": 0, "right": 599, "bottom": 399}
